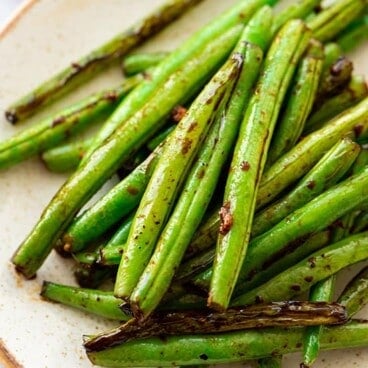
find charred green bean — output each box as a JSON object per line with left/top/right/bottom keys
{"left": 85, "top": 301, "right": 347, "bottom": 351}
{"left": 209, "top": 20, "right": 311, "bottom": 310}
{"left": 86, "top": 321, "right": 368, "bottom": 367}
{"left": 129, "top": 6, "right": 273, "bottom": 319}
{"left": 232, "top": 232, "right": 368, "bottom": 306}
{"left": 5, "top": 0, "right": 202, "bottom": 123}
{"left": 114, "top": 53, "right": 243, "bottom": 301}
{"left": 338, "top": 266, "right": 368, "bottom": 318}
{"left": 122, "top": 52, "right": 169, "bottom": 76}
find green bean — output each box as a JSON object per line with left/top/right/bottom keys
{"left": 302, "top": 276, "right": 336, "bottom": 367}
{"left": 180, "top": 137, "right": 363, "bottom": 287}
{"left": 42, "top": 123, "right": 175, "bottom": 174}
{"left": 160, "top": 293, "right": 207, "bottom": 311}
{"left": 82, "top": 0, "right": 276, "bottom": 163}
{"left": 73, "top": 245, "right": 101, "bottom": 266}
{"left": 327, "top": 145, "right": 368, "bottom": 236}
{"left": 351, "top": 146, "right": 368, "bottom": 173}
{"left": 62, "top": 124, "right": 177, "bottom": 253}
{"left": 307, "top": 0, "right": 366, "bottom": 43}
{"left": 334, "top": 147, "right": 368, "bottom": 235}
{"left": 184, "top": 211, "right": 220, "bottom": 259}
{"left": 338, "top": 266, "right": 368, "bottom": 318}
{"left": 75, "top": 212, "right": 136, "bottom": 267}
{"left": 129, "top": 6, "right": 273, "bottom": 319}
{"left": 12, "top": 24, "right": 244, "bottom": 279}
{"left": 305, "top": 75, "right": 368, "bottom": 133}
{"left": 257, "top": 356, "right": 282, "bottom": 368}
{"left": 41, "top": 281, "right": 204, "bottom": 321}
{"left": 98, "top": 218, "right": 217, "bottom": 269}
{"left": 86, "top": 321, "right": 368, "bottom": 367}
{"left": 122, "top": 52, "right": 169, "bottom": 76}
{"left": 43, "top": 139, "right": 150, "bottom": 174}
{"left": 114, "top": 53, "right": 243, "bottom": 302}
{"left": 41, "top": 138, "right": 92, "bottom": 173}
{"left": 238, "top": 166, "right": 368, "bottom": 292}
{"left": 209, "top": 20, "right": 311, "bottom": 310}
{"left": 74, "top": 264, "right": 114, "bottom": 289}
{"left": 85, "top": 301, "right": 347, "bottom": 351}
{"left": 302, "top": 207, "right": 357, "bottom": 367}
{"left": 119, "top": 149, "right": 151, "bottom": 176}
{"left": 337, "top": 14, "right": 368, "bottom": 53}
{"left": 257, "top": 96, "right": 368, "bottom": 209}
{"left": 191, "top": 231, "right": 330, "bottom": 294}
{"left": 316, "top": 56, "right": 353, "bottom": 104}
{"left": 267, "top": 40, "right": 324, "bottom": 165}
{"left": 41, "top": 282, "right": 128, "bottom": 321}
{"left": 253, "top": 137, "right": 360, "bottom": 237}
{"left": 322, "top": 43, "right": 343, "bottom": 75}
{"left": 62, "top": 145, "right": 161, "bottom": 254}
{"left": 241, "top": 232, "right": 332, "bottom": 295}
{"left": 146, "top": 125, "right": 176, "bottom": 151}
{"left": 195, "top": 166, "right": 368, "bottom": 295}
{"left": 0, "top": 80, "right": 140, "bottom": 170}
{"left": 303, "top": 203, "right": 354, "bottom": 367}
{"left": 272, "top": 0, "right": 322, "bottom": 32}
{"left": 232, "top": 231, "right": 368, "bottom": 306}
{"left": 175, "top": 248, "right": 215, "bottom": 282}
{"left": 352, "top": 211, "right": 368, "bottom": 233}
{"left": 4, "top": 0, "right": 202, "bottom": 123}
{"left": 97, "top": 213, "right": 135, "bottom": 266}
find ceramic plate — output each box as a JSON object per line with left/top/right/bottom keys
{"left": 0, "top": 1, "right": 367, "bottom": 367}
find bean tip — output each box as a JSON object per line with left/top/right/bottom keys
{"left": 207, "top": 297, "right": 227, "bottom": 313}
{"left": 39, "top": 281, "right": 50, "bottom": 297}
{"left": 12, "top": 261, "right": 37, "bottom": 280}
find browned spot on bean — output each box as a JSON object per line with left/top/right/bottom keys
{"left": 304, "top": 276, "right": 313, "bottom": 283}
{"left": 71, "top": 62, "right": 82, "bottom": 70}
{"left": 308, "top": 257, "right": 316, "bottom": 268}
{"left": 241, "top": 161, "right": 251, "bottom": 171}
{"left": 354, "top": 124, "right": 364, "bottom": 137}
{"left": 126, "top": 186, "right": 139, "bottom": 196}
{"left": 181, "top": 138, "right": 192, "bottom": 155}
{"left": 307, "top": 180, "right": 316, "bottom": 190}
{"left": 197, "top": 168, "right": 205, "bottom": 179}
{"left": 52, "top": 116, "right": 65, "bottom": 127}
{"left": 142, "top": 71, "right": 152, "bottom": 80}
{"left": 206, "top": 97, "right": 213, "bottom": 105}
{"left": 219, "top": 201, "right": 233, "bottom": 235}
{"left": 171, "top": 105, "right": 187, "bottom": 123}
{"left": 187, "top": 121, "right": 198, "bottom": 133}
{"left": 291, "top": 284, "right": 301, "bottom": 291}
{"left": 105, "top": 91, "right": 119, "bottom": 102}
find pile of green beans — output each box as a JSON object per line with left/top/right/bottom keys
{"left": 3, "top": 0, "right": 368, "bottom": 367}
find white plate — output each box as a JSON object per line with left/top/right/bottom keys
{"left": 0, "top": 1, "right": 367, "bottom": 367}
